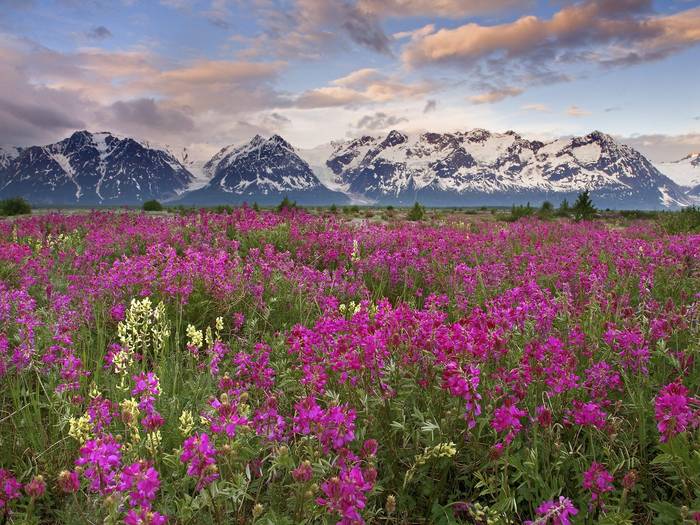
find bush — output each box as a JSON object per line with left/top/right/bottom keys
{"left": 407, "top": 202, "right": 425, "bottom": 221}
{"left": 658, "top": 206, "right": 700, "bottom": 234}
{"left": 277, "top": 196, "right": 296, "bottom": 212}
{"left": 504, "top": 203, "right": 535, "bottom": 222}
{"left": 0, "top": 197, "right": 31, "bottom": 216}
{"left": 329, "top": 203, "right": 338, "bottom": 214}
{"left": 143, "top": 200, "right": 163, "bottom": 212}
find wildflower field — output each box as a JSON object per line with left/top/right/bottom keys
{"left": 1, "top": 209, "right": 699, "bottom": 525}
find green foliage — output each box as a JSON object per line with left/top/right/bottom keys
{"left": 407, "top": 202, "right": 425, "bottom": 221}
{"left": 0, "top": 196, "right": 31, "bottom": 216}
{"left": 556, "top": 198, "right": 571, "bottom": 217}
{"left": 277, "top": 196, "right": 296, "bottom": 212}
{"left": 572, "top": 190, "right": 597, "bottom": 221}
{"left": 658, "top": 206, "right": 700, "bottom": 234}
{"left": 143, "top": 199, "right": 164, "bottom": 212}
{"left": 504, "top": 203, "right": 535, "bottom": 222}
{"left": 329, "top": 203, "right": 338, "bottom": 214}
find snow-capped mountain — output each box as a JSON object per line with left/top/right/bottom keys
{"left": 179, "top": 134, "right": 349, "bottom": 205}
{"left": 0, "top": 131, "right": 195, "bottom": 205}
{"left": 0, "top": 128, "right": 690, "bottom": 208}
{"left": 313, "top": 129, "right": 687, "bottom": 209}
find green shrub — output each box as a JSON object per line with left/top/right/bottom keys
{"left": 0, "top": 197, "right": 31, "bottom": 216}
{"left": 143, "top": 199, "right": 163, "bottom": 212}
{"left": 407, "top": 202, "right": 425, "bottom": 221}
{"left": 277, "top": 196, "right": 296, "bottom": 212}
{"left": 658, "top": 206, "right": 700, "bottom": 234}
{"left": 504, "top": 203, "right": 535, "bottom": 222}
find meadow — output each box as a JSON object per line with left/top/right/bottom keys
{"left": 0, "top": 207, "right": 699, "bottom": 524}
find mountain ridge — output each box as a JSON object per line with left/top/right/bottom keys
{"left": 0, "top": 129, "right": 693, "bottom": 209}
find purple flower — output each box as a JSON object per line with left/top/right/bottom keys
{"left": 75, "top": 434, "right": 122, "bottom": 495}
{"left": 180, "top": 433, "right": 218, "bottom": 491}
{"left": 525, "top": 496, "right": 578, "bottom": 525}
{"left": 118, "top": 461, "right": 161, "bottom": 508}
{"left": 655, "top": 382, "right": 699, "bottom": 442}
{"left": 317, "top": 466, "right": 374, "bottom": 525}
{"left": 492, "top": 399, "right": 527, "bottom": 444}
{"left": 25, "top": 475, "right": 46, "bottom": 498}
{"left": 124, "top": 508, "right": 168, "bottom": 525}
{"left": 0, "top": 469, "right": 22, "bottom": 511}
{"left": 583, "top": 462, "right": 614, "bottom": 508}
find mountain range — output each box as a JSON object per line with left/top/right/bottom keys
{"left": 1, "top": 129, "right": 698, "bottom": 209}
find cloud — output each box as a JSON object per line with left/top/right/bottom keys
{"left": 401, "top": 1, "right": 700, "bottom": 96}
{"left": 235, "top": 0, "right": 393, "bottom": 59}
{"left": 341, "top": 4, "right": 391, "bottom": 54}
{"left": 202, "top": 0, "right": 232, "bottom": 28}
{"left": 296, "top": 86, "right": 368, "bottom": 109}
{"left": 296, "top": 70, "right": 433, "bottom": 109}
{"left": 86, "top": 25, "right": 112, "bottom": 40}
{"left": 355, "top": 111, "right": 407, "bottom": 131}
{"left": 359, "top": 0, "right": 526, "bottom": 18}
{"left": 259, "top": 112, "right": 291, "bottom": 128}
{"left": 423, "top": 99, "right": 437, "bottom": 113}
{"left": 469, "top": 86, "right": 523, "bottom": 104}
{"left": 0, "top": 98, "right": 84, "bottom": 137}
{"left": 103, "top": 98, "right": 195, "bottom": 133}
{"left": 522, "top": 103, "right": 550, "bottom": 112}
{"left": 0, "top": 33, "right": 286, "bottom": 147}
{"left": 618, "top": 133, "right": 700, "bottom": 162}
{"left": 604, "top": 106, "right": 622, "bottom": 112}
{"left": 566, "top": 105, "right": 590, "bottom": 117}
{"left": 332, "top": 68, "right": 382, "bottom": 88}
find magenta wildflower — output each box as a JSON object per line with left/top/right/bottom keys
{"left": 655, "top": 382, "right": 699, "bottom": 442}
{"left": 492, "top": 399, "right": 527, "bottom": 444}
{"left": 57, "top": 470, "right": 80, "bottom": 493}
{"left": 0, "top": 469, "right": 22, "bottom": 511}
{"left": 207, "top": 396, "right": 249, "bottom": 438}
{"left": 132, "top": 372, "right": 161, "bottom": 398}
{"left": 292, "top": 461, "right": 313, "bottom": 483}
{"left": 25, "top": 475, "right": 46, "bottom": 498}
{"left": 569, "top": 400, "right": 607, "bottom": 430}
{"left": 582, "top": 462, "right": 614, "bottom": 508}
{"left": 118, "top": 461, "right": 161, "bottom": 508}
{"left": 525, "top": 496, "right": 578, "bottom": 525}
{"left": 317, "top": 466, "right": 374, "bottom": 525}
{"left": 75, "top": 434, "right": 122, "bottom": 495}
{"left": 180, "top": 432, "right": 218, "bottom": 491}
{"left": 441, "top": 361, "right": 482, "bottom": 429}
{"left": 124, "top": 508, "right": 168, "bottom": 525}
{"left": 252, "top": 404, "right": 286, "bottom": 441}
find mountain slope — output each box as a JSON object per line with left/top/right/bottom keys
{"left": 179, "top": 135, "right": 349, "bottom": 205}
{"left": 0, "top": 131, "right": 195, "bottom": 205}
{"left": 655, "top": 153, "right": 700, "bottom": 188}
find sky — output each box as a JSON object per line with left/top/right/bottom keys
{"left": 1, "top": 0, "right": 699, "bottom": 162}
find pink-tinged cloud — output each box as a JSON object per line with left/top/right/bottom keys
{"left": 332, "top": 68, "right": 382, "bottom": 88}
{"left": 469, "top": 86, "right": 523, "bottom": 104}
{"left": 401, "top": 0, "right": 700, "bottom": 68}
{"left": 359, "top": 0, "right": 527, "bottom": 18}
{"left": 522, "top": 103, "right": 550, "bottom": 112}
{"left": 567, "top": 105, "right": 590, "bottom": 117}
{"left": 297, "top": 70, "right": 433, "bottom": 108}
